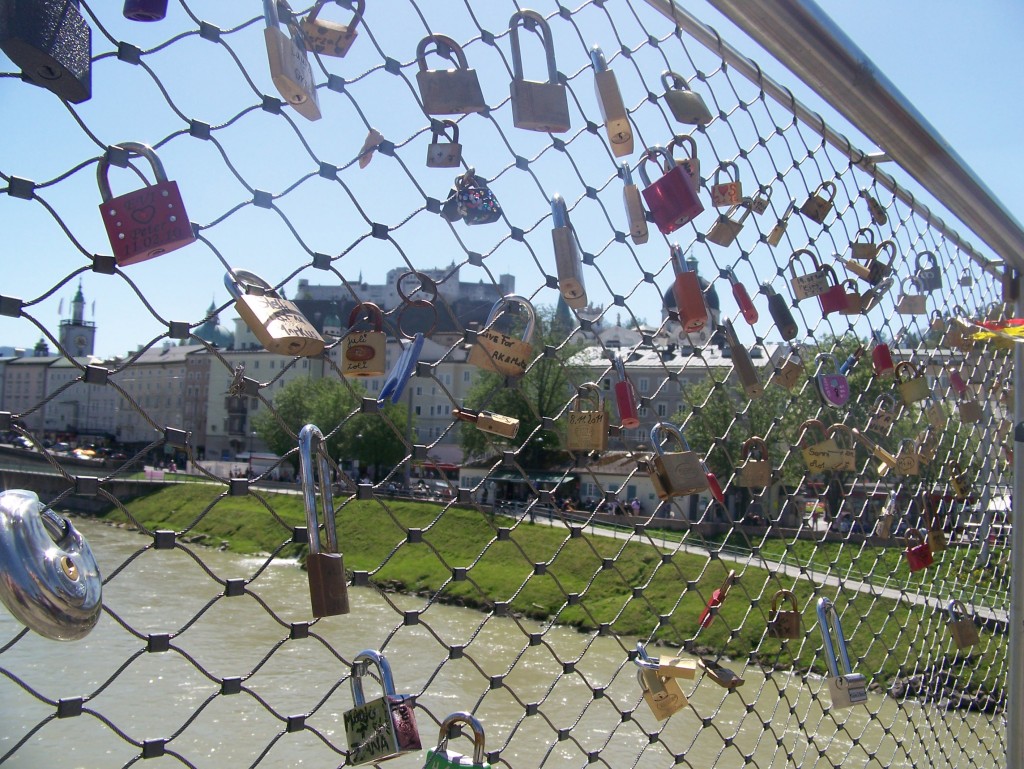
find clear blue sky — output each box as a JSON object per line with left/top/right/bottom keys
{"left": 1, "top": 0, "right": 1020, "bottom": 359}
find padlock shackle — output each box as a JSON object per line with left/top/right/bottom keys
{"left": 778, "top": 199, "right": 796, "bottom": 223}
{"left": 827, "top": 423, "right": 855, "bottom": 450}
{"left": 97, "top": 142, "right": 169, "bottom": 203}
{"left": 305, "top": 0, "right": 365, "bottom": 27}
{"left": 430, "top": 119, "right": 460, "bottom": 145}
{"left": 815, "top": 353, "right": 839, "bottom": 374}
{"left": 347, "top": 301, "right": 384, "bottom": 332}
{"left": 637, "top": 146, "right": 673, "bottom": 186}
{"left": 893, "top": 361, "right": 920, "bottom": 383}
{"left": 813, "top": 180, "right": 837, "bottom": 202}
{"left": 589, "top": 45, "right": 608, "bottom": 72}
{"left": 619, "top": 162, "right": 635, "bottom": 186}
{"left": 788, "top": 248, "right": 821, "bottom": 275}
{"left": 853, "top": 227, "right": 875, "bottom": 245}
{"left": 816, "top": 597, "right": 853, "bottom": 678}
{"left": 670, "top": 243, "right": 691, "bottom": 276}
{"left": 613, "top": 355, "right": 629, "bottom": 383}
{"left": 797, "top": 419, "right": 829, "bottom": 448}
{"left": 509, "top": 10, "right": 558, "bottom": 84}
{"left": 876, "top": 240, "right": 896, "bottom": 263}
{"left": 670, "top": 133, "right": 697, "bottom": 161}
{"left": 713, "top": 161, "right": 738, "bottom": 184}
{"left": 772, "top": 589, "right": 798, "bottom": 614}
{"left": 436, "top": 711, "right": 487, "bottom": 764}
{"left": 298, "top": 424, "right": 338, "bottom": 557}
{"left": 740, "top": 437, "right": 768, "bottom": 460}
{"left": 634, "top": 641, "right": 660, "bottom": 670}
{"left": 904, "top": 527, "right": 926, "bottom": 548}
{"left": 574, "top": 382, "right": 604, "bottom": 411}
{"left": 947, "top": 599, "right": 969, "bottom": 623}
{"left": 899, "top": 276, "right": 922, "bottom": 294}
{"left": 551, "top": 193, "right": 569, "bottom": 229}
{"left": 915, "top": 250, "right": 938, "bottom": 268}
{"left": 349, "top": 649, "right": 398, "bottom": 707}
{"left": 415, "top": 34, "right": 470, "bottom": 73}
{"left": 263, "top": 0, "right": 281, "bottom": 28}
{"left": 660, "top": 70, "right": 691, "bottom": 92}
{"left": 223, "top": 268, "right": 280, "bottom": 302}
{"left": 483, "top": 295, "right": 536, "bottom": 343}
{"left": 650, "top": 422, "right": 689, "bottom": 455}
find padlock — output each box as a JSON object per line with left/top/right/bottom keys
{"left": 727, "top": 268, "right": 758, "bottom": 325}
{"left": 875, "top": 498, "right": 894, "bottom": 538}
{"left": 710, "top": 161, "right": 742, "bottom": 207}
{"left": 948, "top": 367, "right": 982, "bottom": 423}
{"left": 639, "top": 146, "right": 704, "bottom": 234}
{"left": 300, "top": 0, "right": 363, "bottom": 57}
{"left": 947, "top": 600, "right": 979, "bottom": 651}
{"left": 871, "top": 341, "right": 895, "bottom": 378}
{"left": 415, "top": 34, "right": 486, "bottom": 115}
{"left": 567, "top": 383, "right": 609, "bottom": 452}
{"left": 770, "top": 347, "right": 803, "bottom": 390}
{"left": 699, "top": 658, "right": 745, "bottom": 689}
{"left": 453, "top": 407, "right": 520, "bottom": 439}
{"left": 817, "top": 597, "right": 868, "bottom": 708}
{"left": 851, "top": 428, "right": 897, "bottom": 474}
{"left": 0, "top": 0, "right": 91, "bottom": 103}
{"left": 0, "top": 489, "right": 102, "bottom": 640}
{"left": 896, "top": 277, "right": 927, "bottom": 315}
{"left": 225, "top": 268, "right": 325, "bottom": 356}
{"left": 767, "top": 589, "right": 801, "bottom": 640}
{"left": 670, "top": 133, "right": 700, "bottom": 189}
{"left": 343, "top": 302, "right": 386, "bottom": 377}
{"left": 914, "top": 250, "right": 943, "bottom": 292}
{"left": 620, "top": 162, "right": 649, "bottom": 245}
{"left": 799, "top": 419, "right": 842, "bottom": 473}
{"left": 788, "top": 249, "right": 830, "bottom": 301}
{"left": 613, "top": 356, "right": 640, "bottom": 429}
{"left": 426, "top": 120, "right": 462, "bottom": 168}
{"left": 591, "top": 45, "right": 632, "bottom": 156}
{"left": 948, "top": 462, "right": 971, "bottom": 501}
{"left": 551, "top": 193, "right": 587, "bottom": 310}
{"left": 736, "top": 437, "right": 771, "bottom": 487}
{"left": 867, "top": 393, "right": 898, "bottom": 434}
{"left": 826, "top": 424, "right": 856, "bottom": 472}
{"left": 661, "top": 70, "right": 712, "bottom": 125}
{"left": 895, "top": 361, "right": 929, "bottom": 405}
{"left": 763, "top": 284, "right": 798, "bottom": 340}
{"left": 344, "top": 649, "right": 421, "bottom": 765}
{"left": 958, "top": 267, "right": 974, "bottom": 287}
{"left": 903, "top": 529, "right": 933, "bottom": 572}
{"left": 799, "top": 181, "right": 837, "bottom": 224}
{"left": 861, "top": 189, "right": 887, "bottom": 226}
{"left": 705, "top": 202, "right": 751, "bottom": 247}
{"left": 814, "top": 354, "right": 849, "bottom": 407}
{"left": 849, "top": 228, "right": 878, "bottom": 262}
{"left": 442, "top": 168, "right": 502, "bottom": 225}
{"left": 924, "top": 399, "right": 946, "bottom": 431}
{"left": 467, "top": 295, "right": 535, "bottom": 377}
{"left": 859, "top": 275, "right": 893, "bottom": 313}
{"left": 644, "top": 422, "right": 709, "bottom": 500}
{"left": 916, "top": 427, "right": 939, "bottom": 465}
{"left": 929, "top": 310, "right": 948, "bottom": 335}
{"left": 508, "top": 10, "right": 569, "bottom": 133}
{"left": 818, "top": 266, "right": 850, "bottom": 317}
{"left": 723, "top": 319, "right": 763, "bottom": 399}
{"left": 97, "top": 142, "right": 195, "bottom": 267}
{"left": 698, "top": 570, "right": 736, "bottom": 629}
{"left": 424, "top": 712, "right": 489, "bottom": 769}
{"left": 766, "top": 199, "right": 796, "bottom": 246}
{"left": 669, "top": 244, "right": 709, "bottom": 334}
{"left": 637, "top": 665, "right": 687, "bottom": 720}
{"left": 865, "top": 240, "right": 896, "bottom": 286}
{"left": 264, "top": 0, "right": 321, "bottom": 121}
{"left": 923, "top": 495, "right": 946, "bottom": 553}
{"left": 635, "top": 643, "right": 699, "bottom": 679}
{"left": 123, "top": 0, "right": 167, "bottom": 22}
{"left": 894, "top": 439, "right": 919, "bottom": 476}
{"left": 840, "top": 280, "right": 865, "bottom": 316}
{"left": 749, "top": 185, "right": 772, "bottom": 215}
{"left": 943, "top": 310, "right": 972, "bottom": 350}
{"left": 298, "top": 424, "right": 350, "bottom": 617}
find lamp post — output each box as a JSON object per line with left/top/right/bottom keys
{"left": 248, "top": 430, "right": 256, "bottom": 478}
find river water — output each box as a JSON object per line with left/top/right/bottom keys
{"left": 0, "top": 520, "right": 1003, "bottom": 769}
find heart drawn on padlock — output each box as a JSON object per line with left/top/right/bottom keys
{"left": 131, "top": 205, "right": 156, "bottom": 224}
{"left": 818, "top": 374, "right": 849, "bottom": 406}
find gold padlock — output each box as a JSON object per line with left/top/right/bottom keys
{"left": 896, "top": 277, "right": 927, "bottom": 315}
{"left": 706, "top": 202, "right": 752, "bottom": 247}
{"left": 591, "top": 46, "right": 632, "bottom": 157}
{"left": 826, "top": 424, "right": 857, "bottom": 471}
{"left": 851, "top": 429, "right": 897, "bottom": 475}
{"left": 770, "top": 348, "right": 804, "bottom": 391}
{"left": 799, "top": 420, "right": 842, "bottom": 473}
{"left": 637, "top": 667, "right": 687, "bottom": 720}
{"left": 948, "top": 462, "right": 971, "bottom": 501}
{"left": 766, "top": 200, "right": 795, "bottom": 246}
{"left": 849, "top": 227, "right": 877, "bottom": 262}
{"left": 947, "top": 600, "right": 979, "bottom": 650}
{"left": 645, "top": 422, "right": 708, "bottom": 500}
{"left": 453, "top": 407, "right": 519, "bottom": 439}
{"left": 635, "top": 642, "right": 699, "bottom": 679}
{"left": 799, "top": 181, "right": 837, "bottom": 224}
{"left": 342, "top": 302, "right": 386, "bottom": 377}
{"left": 867, "top": 393, "right": 898, "bottom": 434}
{"left": 508, "top": 11, "right": 570, "bottom": 133}
{"left": 467, "top": 295, "right": 536, "bottom": 377}
{"left": 767, "top": 589, "right": 801, "bottom": 640}
{"left": 710, "top": 161, "right": 742, "bottom": 207}
{"left": 620, "top": 162, "right": 648, "bottom": 245}
{"left": 300, "top": 0, "right": 363, "bottom": 58}
{"left": 736, "top": 437, "right": 771, "bottom": 487}
{"left": 225, "top": 268, "right": 324, "bottom": 356}
{"left": 894, "top": 439, "right": 919, "bottom": 476}
{"left": 415, "top": 35, "right": 487, "bottom": 115}
{"left": 749, "top": 185, "right": 773, "bottom": 215}
{"left": 923, "top": 495, "right": 946, "bottom": 553}
{"left": 895, "top": 362, "right": 930, "bottom": 405}
{"left": 566, "top": 383, "right": 608, "bottom": 452}
{"left": 875, "top": 500, "right": 894, "bottom": 539}
{"left": 840, "top": 279, "right": 863, "bottom": 315}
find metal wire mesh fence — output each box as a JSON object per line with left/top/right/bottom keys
{"left": 0, "top": 1, "right": 1013, "bottom": 768}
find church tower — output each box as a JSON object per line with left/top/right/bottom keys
{"left": 59, "top": 280, "right": 97, "bottom": 357}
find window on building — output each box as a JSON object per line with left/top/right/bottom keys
{"left": 638, "top": 377, "right": 649, "bottom": 393}
{"left": 657, "top": 403, "right": 667, "bottom": 417}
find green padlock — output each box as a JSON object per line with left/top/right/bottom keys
{"left": 424, "top": 712, "right": 489, "bottom": 769}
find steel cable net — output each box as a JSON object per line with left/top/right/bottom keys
{"left": 0, "top": 1, "right": 1013, "bottom": 768}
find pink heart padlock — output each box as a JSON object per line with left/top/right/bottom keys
{"left": 815, "top": 354, "right": 850, "bottom": 407}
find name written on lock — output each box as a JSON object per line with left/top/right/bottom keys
{"left": 569, "top": 412, "right": 606, "bottom": 426}
{"left": 478, "top": 330, "right": 530, "bottom": 371}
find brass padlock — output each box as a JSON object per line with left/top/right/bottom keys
{"left": 923, "top": 398, "right": 947, "bottom": 431}
{"left": 895, "top": 362, "right": 929, "bottom": 405}
{"left": 225, "top": 268, "right": 325, "bottom": 357}
{"left": 767, "top": 589, "right": 801, "bottom": 639}
{"left": 508, "top": 10, "right": 569, "bottom": 133}
{"left": 343, "top": 302, "right": 386, "bottom": 377}
{"left": 840, "top": 279, "right": 863, "bottom": 315}
{"left": 942, "top": 313, "right": 972, "bottom": 351}
{"left": 710, "top": 161, "right": 742, "bottom": 207}
{"left": 799, "top": 419, "right": 841, "bottom": 473}
{"left": 948, "top": 366, "right": 982, "bottom": 423}
{"left": 620, "top": 162, "right": 648, "bottom": 245}
{"left": 699, "top": 658, "right": 744, "bottom": 689}
{"left": 453, "top": 408, "right": 519, "bottom": 439}
{"left": 948, "top": 462, "right": 971, "bottom": 501}
{"left": 859, "top": 275, "right": 893, "bottom": 312}
{"left": 947, "top": 600, "right": 979, "bottom": 651}
{"left": 799, "top": 181, "right": 837, "bottom": 224}
{"left": 467, "top": 295, "right": 536, "bottom": 377}
{"left": 736, "top": 437, "right": 771, "bottom": 487}
{"left": 867, "top": 393, "right": 898, "bottom": 434}
{"left": 0, "top": 0, "right": 92, "bottom": 103}
{"left": 551, "top": 194, "right": 587, "bottom": 310}
{"left": 661, "top": 70, "right": 712, "bottom": 125}
{"left": 415, "top": 34, "right": 487, "bottom": 115}
{"left": 817, "top": 597, "right": 868, "bottom": 709}
{"left": 896, "top": 277, "right": 927, "bottom": 315}
{"left": 644, "top": 422, "right": 709, "bottom": 500}
{"left": 426, "top": 120, "right": 462, "bottom": 168}
{"left": 849, "top": 227, "right": 877, "bottom": 262}
{"left": 916, "top": 427, "right": 939, "bottom": 465}
{"left": 723, "top": 320, "right": 763, "bottom": 398}
{"left": 770, "top": 347, "right": 804, "bottom": 390}
{"left": 264, "top": 0, "right": 321, "bottom": 122}
{"left": 826, "top": 424, "right": 857, "bottom": 472}
{"left": 591, "top": 45, "right": 632, "bottom": 156}
{"left": 298, "top": 424, "right": 350, "bottom": 617}
{"left": 567, "top": 383, "right": 608, "bottom": 452}
{"left": 670, "top": 133, "right": 701, "bottom": 188}
{"left": 788, "top": 248, "right": 830, "bottom": 301}
{"left": 894, "top": 439, "right": 919, "bottom": 476}
{"left": 300, "top": 0, "right": 363, "bottom": 58}
{"left": 637, "top": 666, "right": 687, "bottom": 720}
{"left": 635, "top": 643, "right": 699, "bottom": 679}
{"left": 766, "top": 199, "right": 796, "bottom": 246}
{"left": 749, "top": 185, "right": 772, "bottom": 215}
{"left": 344, "top": 650, "right": 421, "bottom": 765}
{"left": 706, "top": 201, "right": 752, "bottom": 247}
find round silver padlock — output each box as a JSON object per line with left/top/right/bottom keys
{"left": 0, "top": 489, "right": 102, "bottom": 640}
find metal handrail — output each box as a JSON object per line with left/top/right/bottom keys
{"left": 643, "top": 0, "right": 1020, "bottom": 274}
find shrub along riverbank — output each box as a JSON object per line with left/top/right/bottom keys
{"left": 104, "top": 485, "right": 1003, "bottom": 700}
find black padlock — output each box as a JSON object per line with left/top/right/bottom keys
{"left": 0, "top": 0, "right": 91, "bottom": 103}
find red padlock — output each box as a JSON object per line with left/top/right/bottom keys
{"left": 97, "top": 142, "right": 195, "bottom": 266}
{"left": 726, "top": 268, "right": 758, "bottom": 325}
{"left": 872, "top": 341, "right": 895, "bottom": 378}
{"left": 638, "top": 146, "right": 704, "bottom": 234}
{"left": 669, "top": 245, "right": 709, "bottom": 333}
{"left": 904, "top": 529, "right": 934, "bottom": 572}
{"left": 613, "top": 356, "right": 640, "bottom": 429}
{"left": 948, "top": 368, "right": 968, "bottom": 397}
{"left": 817, "top": 266, "right": 849, "bottom": 316}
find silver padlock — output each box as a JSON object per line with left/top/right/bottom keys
{"left": 661, "top": 70, "right": 712, "bottom": 125}
{"left": 263, "top": 0, "right": 321, "bottom": 121}
{"left": 508, "top": 10, "right": 569, "bottom": 133}
{"left": 551, "top": 194, "right": 587, "bottom": 310}
{"left": 426, "top": 120, "right": 462, "bottom": 168}
{"left": 620, "top": 162, "right": 648, "bottom": 245}
{"left": 591, "top": 45, "right": 632, "bottom": 157}
{"left": 643, "top": 422, "right": 710, "bottom": 500}
{"left": 817, "top": 597, "right": 868, "bottom": 709}
{"left": 415, "top": 34, "right": 487, "bottom": 115}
